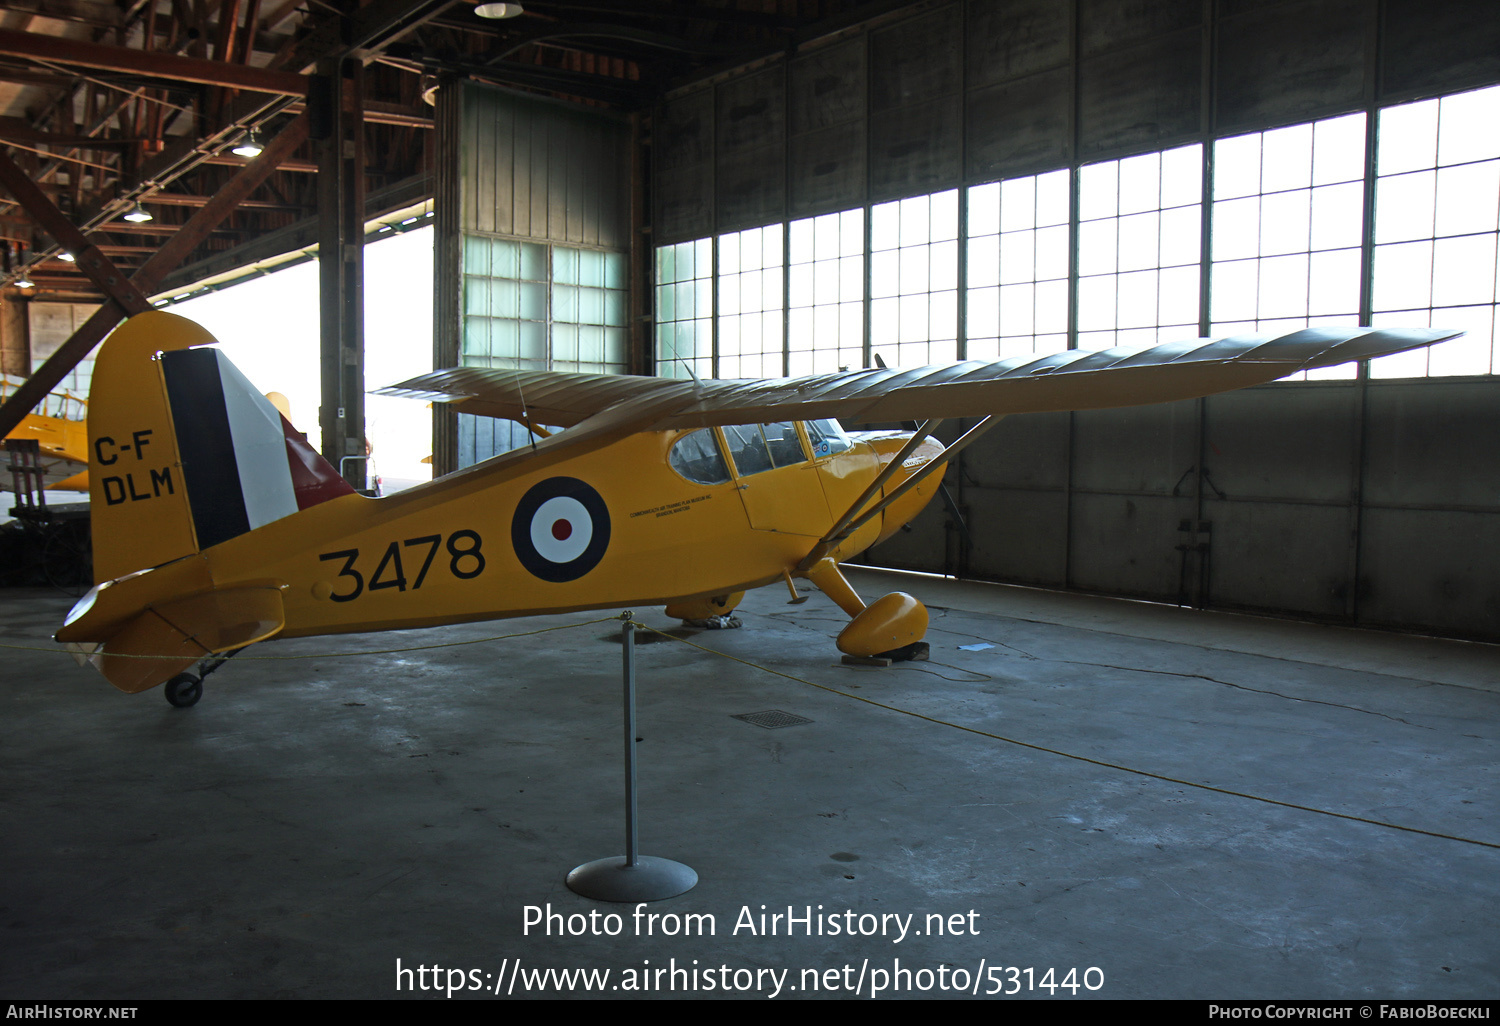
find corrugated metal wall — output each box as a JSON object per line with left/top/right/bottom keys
{"left": 654, "top": 0, "right": 1500, "bottom": 241}
{"left": 863, "top": 378, "right": 1500, "bottom": 642}
{"left": 433, "top": 81, "right": 630, "bottom": 473}
{"left": 646, "top": 0, "right": 1500, "bottom": 643}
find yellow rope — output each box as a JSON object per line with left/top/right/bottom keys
{"left": 627, "top": 621, "right": 1500, "bottom": 853}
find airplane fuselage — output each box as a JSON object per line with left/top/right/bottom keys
{"left": 65, "top": 420, "right": 946, "bottom": 646}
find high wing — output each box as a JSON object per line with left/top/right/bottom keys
{"left": 378, "top": 327, "right": 1460, "bottom": 431}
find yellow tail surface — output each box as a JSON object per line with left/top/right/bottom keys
{"left": 85, "top": 311, "right": 216, "bottom": 583}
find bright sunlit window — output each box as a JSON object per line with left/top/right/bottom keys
{"left": 652, "top": 86, "right": 1500, "bottom": 383}
{"left": 173, "top": 226, "right": 434, "bottom": 491}
{"left": 967, "top": 170, "right": 1070, "bottom": 361}
{"left": 870, "top": 190, "right": 959, "bottom": 367}
{"left": 717, "top": 225, "right": 785, "bottom": 378}
{"left": 1212, "top": 113, "right": 1368, "bottom": 379}
{"left": 551, "top": 247, "right": 630, "bottom": 375}
{"left": 1077, "top": 144, "right": 1202, "bottom": 351}
{"left": 1370, "top": 84, "right": 1500, "bottom": 377}
{"left": 461, "top": 235, "right": 549, "bottom": 372}
{"left": 788, "top": 208, "right": 864, "bottom": 376}
{"left": 654, "top": 237, "right": 713, "bottom": 380}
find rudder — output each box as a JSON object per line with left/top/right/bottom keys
{"left": 86, "top": 311, "right": 356, "bottom": 584}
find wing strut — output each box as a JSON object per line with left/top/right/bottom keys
{"left": 795, "top": 417, "right": 940, "bottom": 571}
{"left": 796, "top": 415, "right": 998, "bottom": 572}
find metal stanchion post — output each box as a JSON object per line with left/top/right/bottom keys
{"left": 565, "top": 612, "right": 697, "bottom": 902}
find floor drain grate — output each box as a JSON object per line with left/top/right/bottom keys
{"left": 732, "top": 710, "right": 813, "bottom": 729}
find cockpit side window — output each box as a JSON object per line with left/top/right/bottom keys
{"left": 721, "top": 423, "right": 812, "bottom": 477}
{"left": 804, "top": 419, "right": 853, "bottom": 458}
{"left": 668, "top": 429, "right": 731, "bottom": 485}
{"left": 721, "top": 424, "right": 773, "bottom": 476}
{"left": 762, "top": 422, "right": 807, "bottom": 468}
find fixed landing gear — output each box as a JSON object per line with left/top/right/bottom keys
{"left": 798, "top": 559, "right": 930, "bottom": 659}
{"left": 162, "top": 650, "right": 241, "bottom": 708}
{"left": 164, "top": 673, "right": 202, "bottom": 707}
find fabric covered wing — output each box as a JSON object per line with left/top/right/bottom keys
{"left": 377, "top": 327, "right": 1460, "bottom": 430}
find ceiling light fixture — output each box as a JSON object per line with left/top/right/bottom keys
{"left": 123, "top": 202, "right": 153, "bottom": 223}
{"left": 58, "top": 251, "right": 76, "bottom": 263}
{"left": 231, "top": 129, "right": 264, "bottom": 158}
{"left": 475, "top": 2, "right": 524, "bottom": 18}
{"left": 15, "top": 269, "right": 33, "bottom": 288}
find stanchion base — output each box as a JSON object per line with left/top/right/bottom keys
{"left": 566, "top": 855, "right": 698, "bottom": 902}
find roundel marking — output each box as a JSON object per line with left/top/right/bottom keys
{"left": 512, "top": 477, "right": 611, "bottom": 582}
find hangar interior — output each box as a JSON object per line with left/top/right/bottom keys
{"left": 1, "top": 0, "right": 1499, "bottom": 1001}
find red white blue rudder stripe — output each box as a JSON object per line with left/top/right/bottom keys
{"left": 161, "top": 347, "right": 352, "bottom": 550}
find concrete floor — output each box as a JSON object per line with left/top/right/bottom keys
{"left": 1, "top": 567, "right": 1497, "bottom": 1000}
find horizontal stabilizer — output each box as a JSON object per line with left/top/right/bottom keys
{"left": 77, "top": 587, "right": 285, "bottom": 694}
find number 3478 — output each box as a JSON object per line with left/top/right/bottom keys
{"left": 318, "top": 531, "right": 485, "bottom": 602}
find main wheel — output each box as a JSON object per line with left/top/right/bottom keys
{"left": 164, "top": 673, "right": 203, "bottom": 708}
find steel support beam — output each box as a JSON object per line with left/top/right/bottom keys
{"left": 0, "top": 149, "right": 152, "bottom": 314}
{"left": 0, "top": 113, "right": 311, "bottom": 439}
{"left": 0, "top": 28, "right": 307, "bottom": 94}
{"left": 313, "top": 64, "right": 367, "bottom": 490}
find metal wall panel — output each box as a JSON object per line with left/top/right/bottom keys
{"left": 655, "top": 91, "right": 715, "bottom": 241}
{"left": 1204, "top": 387, "right": 1358, "bottom": 504}
{"left": 1202, "top": 500, "right": 1353, "bottom": 617}
{"left": 1077, "top": 29, "right": 1203, "bottom": 158}
{"left": 868, "top": 6, "right": 964, "bottom": 201}
{"left": 434, "top": 82, "right": 630, "bottom": 472}
{"left": 1216, "top": 0, "right": 1369, "bottom": 133}
{"left": 715, "top": 67, "right": 786, "bottom": 232}
{"left": 869, "top": 5, "right": 963, "bottom": 111}
{"left": 966, "top": 0, "right": 1072, "bottom": 88}
{"left": 1359, "top": 508, "right": 1500, "bottom": 637}
{"left": 880, "top": 378, "right": 1500, "bottom": 642}
{"left": 869, "top": 97, "right": 965, "bottom": 201}
{"left": 959, "top": 488, "right": 1070, "bottom": 585}
{"left": 789, "top": 38, "right": 867, "bottom": 217}
{"left": 1362, "top": 382, "right": 1500, "bottom": 510}
{"left": 1071, "top": 402, "right": 1200, "bottom": 496}
{"left": 966, "top": 68, "right": 1074, "bottom": 182}
{"left": 458, "top": 82, "right": 629, "bottom": 248}
{"left": 653, "top": 0, "right": 1500, "bottom": 243}
{"left": 1079, "top": 0, "right": 1203, "bottom": 55}
{"left": 1067, "top": 492, "right": 1187, "bottom": 599}
{"left": 1381, "top": 0, "right": 1500, "bottom": 102}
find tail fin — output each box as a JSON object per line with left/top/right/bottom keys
{"left": 87, "top": 311, "right": 354, "bottom": 583}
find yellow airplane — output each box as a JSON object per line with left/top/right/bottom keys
{"left": 53, "top": 311, "right": 1457, "bottom": 706}
{"left": 2, "top": 375, "right": 90, "bottom": 492}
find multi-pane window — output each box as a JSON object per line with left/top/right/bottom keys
{"left": 870, "top": 189, "right": 959, "bottom": 366}
{"left": 461, "top": 235, "right": 627, "bottom": 375}
{"left": 461, "top": 235, "right": 549, "bottom": 371}
{"left": 551, "top": 247, "right": 629, "bottom": 375}
{"left": 718, "top": 225, "right": 784, "bottom": 378}
{"left": 788, "top": 208, "right": 864, "bottom": 376}
{"left": 655, "top": 237, "right": 713, "bottom": 380}
{"left": 1076, "top": 145, "right": 1202, "bottom": 351}
{"left": 967, "top": 170, "right": 1070, "bottom": 361}
{"left": 652, "top": 87, "right": 1500, "bottom": 383}
{"left": 1370, "top": 84, "right": 1500, "bottom": 377}
{"left": 1211, "top": 113, "right": 1368, "bottom": 379}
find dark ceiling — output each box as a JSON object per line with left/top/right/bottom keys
{"left": 0, "top": 0, "right": 881, "bottom": 301}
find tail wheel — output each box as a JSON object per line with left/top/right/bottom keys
{"left": 164, "top": 673, "right": 203, "bottom": 708}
